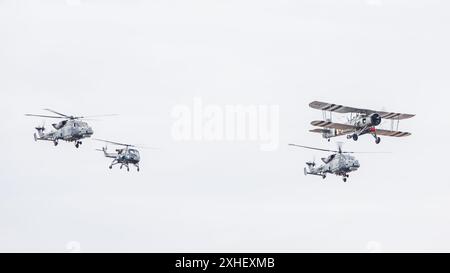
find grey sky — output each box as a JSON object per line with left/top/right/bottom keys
{"left": 1, "top": 0, "right": 449, "bottom": 252}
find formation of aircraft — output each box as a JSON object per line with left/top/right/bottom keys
{"left": 290, "top": 101, "right": 415, "bottom": 182}
{"left": 25, "top": 109, "right": 146, "bottom": 172}
{"left": 26, "top": 102, "right": 414, "bottom": 178}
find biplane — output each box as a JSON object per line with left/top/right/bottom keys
{"left": 309, "top": 101, "right": 415, "bottom": 144}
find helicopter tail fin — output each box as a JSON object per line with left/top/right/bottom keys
{"left": 34, "top": 126, "right": 45, "bottom": 139}
{"left": 95, "top": 146, "right": 109, "bottom": 157}
{"left": 306, "top": 161, "right": 316, "bottom": 170}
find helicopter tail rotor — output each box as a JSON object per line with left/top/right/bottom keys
{"left": 95, "top": 145, "right": 109, "bottom": 156}
{"left": 306, "top": 156, "right": 316, "bottom": 170}
{"left": 306, "top": 161, "right": 315, "bottom": 168}
{"left": 34, "top": 124, "right": 45, "bottom": 139}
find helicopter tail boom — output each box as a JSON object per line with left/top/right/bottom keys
{"left": 96, "top": 146, "right": 118, "bottom": 158}
{"left": 304, "top": 168, "right": 325, "bottom": 177}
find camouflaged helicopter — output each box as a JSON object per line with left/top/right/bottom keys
{"left": 289, "top": 142, "right": 382, "bottom": 182}
{"left": 94, "top": 139, "right": 144, "bottom": 172}
{"left": 25, "top": 109, "right": 115, "bottom": 148}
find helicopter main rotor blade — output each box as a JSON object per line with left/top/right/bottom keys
{"left": 93, "top": 138, "right": 134, "bottom": 147}
{"left": 43, "top": 108, "right": 72, "bottom": 118}
{"left": 25, "top": 114, "right": 65, "bottom": 119}
{"left": 289, "top": 144, "right": 338, "bottom": 153}
{"left": 289, "top": 144, "right": 388, "bottom": 154}
{"left": 344, "top": 151, "right": 391, "bottom": 154}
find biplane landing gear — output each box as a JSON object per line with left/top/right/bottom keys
{"left": 352, "top": 134, "right": 358, "bottom": 141}
{"left": 322, "top": 175, "right": 326, "bottom": 179}
{"left": 375, "top": 137, "right": 381, "bottom": 144}
{"left": 54, "top": 140, "right": 58, "bottom": 146}
{"left": 343, "top": 177, "right": 347, "bottom": 182}
{"left": 75, "top": 141, "right": 82, "bottom": 148}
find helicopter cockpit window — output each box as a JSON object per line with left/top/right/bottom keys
{"left": 129, "top": 149, "right": 139, "bottom": 155}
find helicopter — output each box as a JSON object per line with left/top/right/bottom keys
{"left": 289, "top": 142, "right": 370, "bottom": 182}
{"left": 94, "top": 139, "right": 143, "bottom": 172}
{"left": 25, "top": 109, "right": 116, "bottom": 148}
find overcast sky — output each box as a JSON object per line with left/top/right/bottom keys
{"left": 1, "top": 0, "right": 450, "bottom": 252}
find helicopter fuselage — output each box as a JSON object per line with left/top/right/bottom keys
{"left": 34, "top": 119, "right": 94, "bottom": 147}
{"left": 100, "top": 146, "right": 141, "bottom": 172}
{"left": 305, "top": 153, "right": 360, "bottom": 182}
{"left": 117, "top": 149, "right": 141, "bottom": 164}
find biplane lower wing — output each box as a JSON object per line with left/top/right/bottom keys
{"left": 310, "top": 120, "right": 356, "bottom": 130}
{"left": 309, "top": 101, "right": 415, "bottom": 120}
{"left": 311, "top": 120, "right": 412, "bottom": 138}
{"left": 309, "top": 128, "right": 328, "bottom": 133}
{"left": 375, "top": 129, "right": 412, "bottom": 137}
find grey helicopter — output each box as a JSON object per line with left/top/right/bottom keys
{"left": 25, "top": 109, "right": 115, "bottom": 148}
{"left": 289, "top": 143, "right": 371, "bottom": 182}
{"left": 94, "top": 139, "right": 143, "bottom": 172}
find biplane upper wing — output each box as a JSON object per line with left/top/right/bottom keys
{"left": 375, "top": 129, "right": 412, "bottom": 137}
{"left": 375, "top": 111, "right": 415, "bottom": 120}
{"left": 310, "top": 120, "right": 356, "bottom": 130}
{"left": 309, "top": 101, "right": 415, "bottom": 120}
